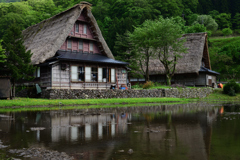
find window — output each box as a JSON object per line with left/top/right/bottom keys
{"left": 75, "top": 23, "right": 79, "bottom": 33}
{"left": 99, "top": 68, "right": 115, "bottom": 83}
{"left": 91, "top": 67, "right": 98, "bottom": 82}
{"left": 71, "top": 66, "right": 78, "bottom": 81}
{"left": 89, "top": 42, "right": 93, "bottom": 52}
{"left": 79, "top": 40, "right": 83, "bottom": 50}
{"left": 71, "top": 66, "right": 85, "bottom": 82}
{"left": 102, "top": 68, "right": 108, "bottom": 82}
{"left": 111, "top": 68, "right": 115, "bottom": 83}
{"left": 67, "top": 39, "right": 72, "bottom": 49}
{"left": 34, "top": 67, "right": 40, "bottom": 78}
{"left": 98, "top": 68, "right": 103, "bottom": 82}
{"left": 71, "top": 66, "right": 115, "bottom": 83}
{"left": 78, "top": 66, "right": 84, "bottom": 81}
{"left": 83, "top": 24, "right": 87, "bottom": 34}
{"left": 85, "top": 67, "right": 91, "bottom": 82}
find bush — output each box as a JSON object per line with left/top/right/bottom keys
{"left": 132, "top": 84, "right": 141, "bottom": 89}
{"left": 223, "top": 80, "right": 240, "bottom": 96}
{"left": 207, "top": 30, "right": 212, "bottom": 37}
{"left": 222, "top": 28, "right": 233, "bottom": 36}
{"left": 142, "top": 81, "right": 154, "bottom": 89}
{"left": 212, "top": 30, "right": 223, "bottom": 36}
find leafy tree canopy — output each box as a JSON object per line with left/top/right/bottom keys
{"left": 2, "top": 23, "right": 35, "bottom": 96}
{"left": 194, "top": 15, "right": 218, "bottom": 31}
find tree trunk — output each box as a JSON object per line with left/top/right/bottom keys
{"left": 146, "top": 52, "right": 150, "bottom": 81}
{"left": 166, "top": 75, "right": 171, "bottom": 86}
{"left": 146, "top": 68, "right": 149, "bottom": 81}
{"left": 12, "top": 80, "right": 15, "bottom": 98}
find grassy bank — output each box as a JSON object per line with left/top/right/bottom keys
{"left": 0, "top": 97, "right": 191, "bottom": 108}
{"left": 0, "top": 102, "right": 189, "bottom": 112}
{"left": 203, "top": 89, "right": 240, "bottom": 102}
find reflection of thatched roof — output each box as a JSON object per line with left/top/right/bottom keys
{"left": 22, "top": 1, "right": 114, "bottom": 65}
{"left": 149, "top": 32, "right": 211, "bottom": 75}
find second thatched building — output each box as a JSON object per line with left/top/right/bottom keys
{"left": 147, "top": 32, "right": 219, "bottom": 87}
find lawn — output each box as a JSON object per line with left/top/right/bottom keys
{"left": 0, "top": 97, "right": 192, "bottom": 107}
{"left": 203, "top": 89, "right": 240, "bottom": 102}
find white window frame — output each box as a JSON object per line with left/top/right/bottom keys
{"left": 85, "top": 67, "right": 91, "bottom": 82}
{"left": 71, "top": 66, "right": 78, "bottom": 81}
{"left": 98, "top": 68, "right": 103, "bottom": 82}
{"left": 111, "top": 68, "right": 115, "bottom": 83}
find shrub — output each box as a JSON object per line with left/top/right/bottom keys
{"left": 142, "top": 81, "right": 154, "bottom": 89}
{"left": 222, "top": 28, "right": 233, "bottom": 36}
{"left": 132, "top": 84, "right": 141, "bottom": 89}
{"left": 223, "top": 80, "right": 240, "bottom": 96}
{"left": 212, "top": 30, "right": 223, "bottom": 36}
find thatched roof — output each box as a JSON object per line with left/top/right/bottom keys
{"left": 149, "top": 32, "right": 211, "bottom": 75}
{"left": 22, "top": 1, "right": 114, "bottom": 65}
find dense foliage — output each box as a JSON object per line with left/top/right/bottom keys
{"left": 0, "top": 0, "right": 240, "bottom": 79}
{"left": 2, "top": 23, "right": 35, "bottom": 97}
{"left": 223, "top": 80, "right": 240, "bottom": 96}
{"left": 209, "top": 37, "right": 240, "bottom": 80}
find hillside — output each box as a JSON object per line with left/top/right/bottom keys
{"left": 209, "top": 36, "right": 240, "bottom": 80}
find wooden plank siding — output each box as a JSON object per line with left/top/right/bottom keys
{"left": 50, "top": 63, "right": 127, "bottom": 89}
{"left": 40, "top": 66, "right": 51, "bottom": 88}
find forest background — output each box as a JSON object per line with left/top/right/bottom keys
{"left": 0, "top": 0, "right": 240, "bottom": 80}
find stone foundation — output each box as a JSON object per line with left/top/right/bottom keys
{"left": 37, "top": 88, "right": 213, "bottom": 99}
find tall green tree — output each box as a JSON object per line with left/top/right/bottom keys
{"left": 0, "top": 40, "right": 6, "bottom": 63}
{"left": 215, "top": 13, "right": 232, "bottom": 29}
{"left": 114, "top": 32, "right": 142, "bottom": 78}
{"left": 233, "top": 13, "right": 240, "bottom": 29}
{"left": 194, "top": 15, "right": 218, "bottom": 31}
{"left": 150, "top": 17, "right": 187, "bottom": 85}
{"left": 128, "top": 20, "right": 156, "bottom": 81}
{"left": 128, "top": 17, "right": 187, "bottom": 84}
{"left": 2, "top": 24, "right": 35, "bottom": 97}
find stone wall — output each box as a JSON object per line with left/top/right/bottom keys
{"left": 38, "top": 88, "right": 213, "bottom": 99}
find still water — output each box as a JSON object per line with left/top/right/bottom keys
{"left": 0, "top": 103, "right": 240, "bottom": 160}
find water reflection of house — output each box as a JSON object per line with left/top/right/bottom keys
{"left": 0, "top": 113, "right": 13, "bottom": 132}
{"left": 49, "top": 111, "right": 130, "bottom": 142}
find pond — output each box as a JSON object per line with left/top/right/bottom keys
{"left": 0, "top": 103, "right": 240, "bottom": 160}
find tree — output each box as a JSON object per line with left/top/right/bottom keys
{"left": 215, "top": 13, "right": 232, "bottom": 29}
{"left": 0, "top": 40, "right": 6, "bottom": 63}
{"left": 222, "top": 28, "right": 233, "bottom": 36}
{"left": 2, "top": 24, "right": 35, "bottom": 97}
{"left": 114, "top": 32, "right": 142, "bottom": 78}
{"left": 128, "top": 20, "right": 155, "bottom": 81}
{"left": 233, "top": 13, "right": 240, "bottom": 29}
{"left": 150, "top": 17, "right": 187, "bottom": 85}
{"left": 129, "top": 17, "right": 187, "bottom": 84}
{"left": 212, "top": 44, "right": 240, "bottom": 80}
{"left": 185, "top": 23, "right": 206, "bottom": 33}
{"left": 194, "top": 15, "right": 218, "bottom": 31}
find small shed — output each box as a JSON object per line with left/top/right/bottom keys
{"left": 0, "top": 76, "right": 11, "bottom": 99}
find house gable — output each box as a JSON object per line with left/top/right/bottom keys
{"left": 202, "top": 34, "right": 211, "bottom": 70}
{"left": 59, "top": 9, "right": 101, "bottom": 54}
{"left": 22, "top": 2, "right": 114, "bottom": 65}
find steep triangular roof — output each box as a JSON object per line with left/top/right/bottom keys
{"left": 22, "top": 1, "right": 114, "bottom": 65}
{"left": 149, "top": 32, "right": 211, "bottom": 75}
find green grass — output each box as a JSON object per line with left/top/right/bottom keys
{"left": 0, "top": 101, "right": 191, "bottom": 112}
{"left": 0, "top": 97, "right": 192, "bottom": 107}
{"left": 203, "top": 89, "right": 240, "bottom": 102}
